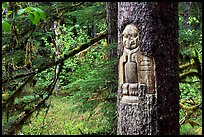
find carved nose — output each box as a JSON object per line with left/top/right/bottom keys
{"left": 127, "top": 36, "right": 132, "bottom": 45}
{"left": 128, "top": 35, "right": 133, "bottom": 40}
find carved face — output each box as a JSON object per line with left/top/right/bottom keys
{"left": 122, "top": 24, "right": 138, "bottom": 50}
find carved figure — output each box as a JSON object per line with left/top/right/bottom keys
{"left": 119, "top": 24, "right": 155, "bottom": 104}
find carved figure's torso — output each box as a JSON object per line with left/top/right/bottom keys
{"left": 119, "top": 24, "right": 156, "bottom": 104}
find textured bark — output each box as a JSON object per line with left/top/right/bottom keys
{"left": 106, "top": 2, "right": 118, "bottom": 59}
{"left": 106, "top": 2, "right": 118, "bottom": 94}
{"left": 182, "top": 2, "right": 191, "bottom": 29}
{"left": 106, "top": 2, "right": 118, "bottom": 133}
{"left": 117, "top": 2, "right": 179, "bottom": 135}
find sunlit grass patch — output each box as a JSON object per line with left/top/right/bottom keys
{"left": 20, "top": 95, "right": 114, "bottom": 135}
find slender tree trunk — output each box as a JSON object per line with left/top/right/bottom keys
{"left": 182, "top": 2, "right": 191, "bottom": 29}
{"left": 117, "top": 2, "right": 180, "bottom": 135}
{"left": 72, "top": 16, "right": 78, "bottom": 38}
{"left": 106, "top": 2, "right": 118, "bottom": 59}
{"left": 53, "top": 20, "right": 61, "bottom": 94}
{"left": 106, "top": 2, "right": 118, "bottom": 94}
{"left": 106, "top": 2, "right": 118, "bottom": 134}
{"left": 92, "top": 20, "right": 97, "bottom": 38}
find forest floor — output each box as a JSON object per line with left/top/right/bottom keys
{"left": 19, "top": 95, "right": 201, "bottom": 135}
{"left": 20, "top": 95, "right": 113, "bottom": 135}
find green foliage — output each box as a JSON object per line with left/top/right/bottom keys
{"left": 17, "top": 6, "right": 46, "bottom": 25}
{"left": 2, "top": 20, "right": 11, "bottom": 32}
{"left": 180, "top": 123, "right": 196, "bottom": 135}
{"left": 178, "top": 3, "right": 202, "bottom": 63}
{"left": 20, "top": 96, "right": 115, "bottom": 135}
{"left": 178, "top": 2, "right": 202, "bottom": 135}
{"left": 2, "top": 2, "right": 113, "bottom": 135}
{"left": 58, "top": 43, "right": 117, "bottom": 134}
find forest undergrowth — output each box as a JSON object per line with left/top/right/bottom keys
{"left": 20, "top": 95, "right": 115, "bottom": 135}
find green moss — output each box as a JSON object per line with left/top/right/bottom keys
{"left": 180, "top": 123, "right": 196, "bottom": 135}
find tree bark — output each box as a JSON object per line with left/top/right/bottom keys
{"left": 106, "top": 2, "right": 118, "bottom": 59}
{"left": 106, "top": 2, "right": 118, "bottom": 134}
{"left": 53, "top": 19, "right": 61, "bottom": 94}
{"left": 117, "top": 2, "right": 179, "bottom": 135}
{"left": 182, "top": 2, "right": 191, "bottom": 29}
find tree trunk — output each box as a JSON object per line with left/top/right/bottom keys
{"left": 72, "top": 16, "right": 78, "bottom": 38}
{"left": 117, "top": 2, "right": 180, "bottom": 135}
{"left": 106, "top": 2, "right": 118, "bottom": 95}
{"left": 182, "top": 2, "right": 191, "bottom": 29}
{"left": 53, "top": 19, "right": 61, "bottom": 94}
{"left": 106, "top": 2, "right": 118, "bottom": 134}
{"left": 106, "top": 2, "right": 118, "bottom": 59}
{"left": 92, "top": 20, "right": 97, "bottom": 38}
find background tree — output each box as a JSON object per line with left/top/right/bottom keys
{"left": 106, "top": 2, "right": 118, "bottom": 58}
{"left": 105, "top": 2, "right": 118, "bottom": 133}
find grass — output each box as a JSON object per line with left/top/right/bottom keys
{"left": 8, "top": 94, "right": 202, "bottom": 135}
{"left": 20, "top": 95, "right": 114, "bottom": 135}
{"left": 180, "top": 123, "right": 199, "bottom": 135}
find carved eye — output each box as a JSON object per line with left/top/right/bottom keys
{"left": 123, "top": 34, "right": 128, "bottom": 38}
{"left": 132, "top": 33, "right": 137, "bottom": 38}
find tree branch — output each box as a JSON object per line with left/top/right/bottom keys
{"left": 2, "top": 31, "right": 107, "bottom": 84}
{"left": 58, "top": 2, "right": 85, "bottom": 18}
{"left": 179, "top": 61, "right": 195, "bottom": 72}
{"left": 5, "top": 62, "right": 63, "bottom": 135}
{"left": 179, "top": 70, "right": 201, "bottom": 81}
{"left": 180, "top": 80, "right": 200, "bottom": 84}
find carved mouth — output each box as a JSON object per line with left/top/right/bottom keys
{"left": 130, "top": 41, "right": 135, "bottom": 45}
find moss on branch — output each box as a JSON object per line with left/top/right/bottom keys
{"left": 179, "top": 70, "right": 201, "bottom": 81}
{"left": 179, "top": 61, "right": 195, "bottom": 72}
